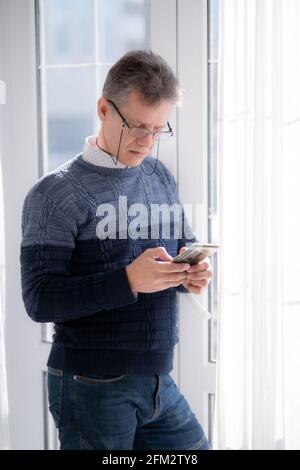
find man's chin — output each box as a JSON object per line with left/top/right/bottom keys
{"left": 123, "top": 151, "right": 148, "bottom": 166}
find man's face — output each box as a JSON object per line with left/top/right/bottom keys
{"left": 97, "top": 90, "right": 173, "bottom": 167}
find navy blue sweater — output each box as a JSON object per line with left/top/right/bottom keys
{"left": 20, "top": 154, "right": 195, "bottom": 376}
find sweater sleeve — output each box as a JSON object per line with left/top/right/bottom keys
{"left": 20, "top": 189, "right": 137, "bottom": 323}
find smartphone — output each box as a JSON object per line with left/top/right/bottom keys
{"left": 173, "top": 243, "right": 219, "bottom": 265}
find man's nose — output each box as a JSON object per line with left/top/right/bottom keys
{"left": 136, "top": 132, "right": 155, "bottom": 146}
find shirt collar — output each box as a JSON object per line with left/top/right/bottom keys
{"left": 82, "top": 135, "right": 129, "bottom": 169}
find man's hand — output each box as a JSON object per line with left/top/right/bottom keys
{"left": 126, "top": 247, "right": 190, "bottom": 293}
{"left": 179, "top": 247, "right": 213, "bottom": 295}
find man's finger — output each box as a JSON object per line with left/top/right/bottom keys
{"left": 158, "top": 261, "right": 190, "bottom": 273}
{"left": 187, "top": 270, "right": 213, "bottom": 281}
{"left": 147, "top": 247, "right": 173, "bottom": 261}
{"left": 191, "top": 279, "right": 209, "bottom": 287}
{"left": 163, "top": 273, "right": 188, "bottom": 283}
{"left": 185, "top": 283, "right": 205, "bottom": 295}
{"left": 161, "top": 279, "right": 186, "bottom": 289}
{"left": 187, "top": 259, "right": 211, "bottom": 273}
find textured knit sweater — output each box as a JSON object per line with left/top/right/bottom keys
{"left": 20, "top": 154, "right": 195, "bottom": 376}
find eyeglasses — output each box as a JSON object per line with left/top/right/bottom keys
{"left": 107, "top": 99, "right": 173, "bottom": 142}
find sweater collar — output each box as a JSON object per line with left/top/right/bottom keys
{"left": 76, "top": 153, "right": 141, "bottom": 177}
{"left": 82, "top": 135, "right": 129, "bottom": 169}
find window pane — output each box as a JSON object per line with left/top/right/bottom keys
{"left": 283, "top": 125, "right": 300, "bottom": 302}
{"left": 97, "top": 0, "right": 150, "bottom": 63}
{"left": 208, "top": 0, "right": 220, "bottom": 363}
{"left": 43, "top": 0, "right": 94, "bottom": 65}
{"left": 37, "top": 0, "right": 151, "bottom": 343}
{"left": 208, "top": 0, "right": 219, "bottom": 61}
{"left": 46, "top": 68, "right": 95, "bottom": 171}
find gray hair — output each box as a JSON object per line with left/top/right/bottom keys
{"left": 102, "top": 50, "right": 181, "bottom": 106}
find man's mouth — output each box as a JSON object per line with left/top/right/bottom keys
{"left": 129, "top": 150, "right": 148, "bottom": 155}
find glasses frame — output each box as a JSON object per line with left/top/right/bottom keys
{"left": 107, "top": 99, "right": 173, "bottom": 142}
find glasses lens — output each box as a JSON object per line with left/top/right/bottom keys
{"left": 128, "top": 128, "right": 147, "bottom": 138}
{"left": 154, "top": 132, "right": 173, "bottom": 142}
{"left": 129, "top": 128, "right": 173, "bottom": 141}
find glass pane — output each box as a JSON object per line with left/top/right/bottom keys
{"left": 283, "top": 127, "right": 300, "bottom": 302}
{"left": 97, "top": 0, "right": 150, "bottom": 63}
{"left": 37, "top": 0, "right": 151, "bottom": 344}
{"left": 208, "top": 0, "right": 220, "bottom": 363}
{"left": 208, "top": 63, "right": 219, "bottom": 204}
{"left": 97, "top": 64, "right": 113, "bottom": 98}
{"left": 208, "top": 393, "right": 216, "bottom": 446}
{"left": 46, "top": 68, "right": 95, "bottom": 171}
{"left": 41, "top": 323, "right": 54, "bottom": 343}
{"left": 43, "top": 0, "right": 94, "bottom": 65}
{"left": 208, "top": 0, "right": 219, "bottom": 61}
{"left": 43, "top": 371, "right": 59, "bottom": 449}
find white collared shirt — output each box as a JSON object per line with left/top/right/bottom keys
{"left": 82, "top": 135, "right": 129, "bottom": 168}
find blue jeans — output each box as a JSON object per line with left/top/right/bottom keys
{"left": 47, "top": 367, "right": 210, "bottom": 450}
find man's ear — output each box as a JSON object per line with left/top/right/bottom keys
{"left": 97, "top": 97, "right": 109, "bottom": 122}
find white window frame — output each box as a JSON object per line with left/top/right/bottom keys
{"left": 152, "top": 0, "right": 215, "bottom": 440}
{"left": 35, "top": 0, "right": 152, "bottom": 176}
{"left": 0, "top": 0, "right": 216, "bottom": 448}
{"left": 0, "top": 0, "right": 46, "bottom": 450}
{"left": 177, "top": 0, "right": 216, "bottom": 440}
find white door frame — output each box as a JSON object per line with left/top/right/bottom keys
{"left": 152, "top": 0, "right": 216, "bottom": 441}
{"left": 0, "top": 0, "right": 215, "bottom": 449}
{"left": 0, "top": 0, "right": 50, "bottom": 450}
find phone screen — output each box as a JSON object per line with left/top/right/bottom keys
{"left": 173, "top": 243, "right": 219, "bottom": 265}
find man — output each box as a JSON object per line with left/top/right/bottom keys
{"left": 20, "top": 50, "right": 213, "bottom": 450}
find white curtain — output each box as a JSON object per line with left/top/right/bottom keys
{"left": 214, "top": 0, "right": 300, "bottom": 450}
{"left": 0, "top": 79, "right": 10, "bottom": 449}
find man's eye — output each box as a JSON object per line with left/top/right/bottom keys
{"left": 130, "top": 122, "right": 143, "bottom": 128}
{"left": 130, "top": 124, "right": 165, "bottom": 132}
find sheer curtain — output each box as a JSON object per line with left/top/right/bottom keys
{"left": 0, "top": 79, "right": 10, "bottom": 449}
{"left": 214, "top": 0, "right": 300, "bottom": 450}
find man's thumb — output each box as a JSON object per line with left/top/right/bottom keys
{"left": 150, "top": 246, "right": 173, "bottom": 261}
